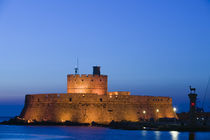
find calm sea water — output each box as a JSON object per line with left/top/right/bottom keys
{"left": 0, "top": 117, "right": 210, "bottom": 140}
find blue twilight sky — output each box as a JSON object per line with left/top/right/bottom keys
{"left": 0, "top": 0, "right": 210, "bottom": 116}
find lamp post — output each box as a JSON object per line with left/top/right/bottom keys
{"left": 143, "top": 110, "right": 146, "bottom": 121}
{"left": 156, "top": 109, "right": 159, "bottom": 121}
{"left": 173, "top": 107, "right": 177, "bottom": 112}
{"left": 173, "top": 107, "right": 177, "bottom": 123}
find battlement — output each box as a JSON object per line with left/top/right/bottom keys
{"left": 67, "top": 74, "right": 107, "bottom": 79}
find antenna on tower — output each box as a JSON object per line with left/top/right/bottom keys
{"left": 74, "top": 57, "right": 79, "bottom": 75}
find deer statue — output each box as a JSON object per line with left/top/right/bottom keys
{"left": 189, "top": 85, "right": 196, "bottom": 93}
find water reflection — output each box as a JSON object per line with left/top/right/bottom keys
{"left": 170, "top": 131, "right": 179, "bottom": 140}
{"left": 154, "top": 131, "right": 160, "bottom": 140}
{"left": 189, "top": 132, "right": 195, "bottom": 140}
{"left": 142, "top": 130, "right": 147, "bottom": 136}
{"left": 1, "top": 122, "right": 210, "bottom": 140}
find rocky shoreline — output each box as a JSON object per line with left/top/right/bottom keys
{"left": 1, "top": 116, "right": 210, "bottom": 132}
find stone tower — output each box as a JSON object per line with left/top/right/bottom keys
{"left": 67, "top": 66, "right": 108, "bottom": 95}
{"left": 188, "top": 86, "right": 197, "bottom": 124}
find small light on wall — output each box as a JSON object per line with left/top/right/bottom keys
{"left": 143, "top": 110, "right": 146, "bottom": 114}
{"left": 156, "top": 109, "right": 159, "bottom": 113}
{"left": 173, "top": 107, "right": 177, "bottom": 112}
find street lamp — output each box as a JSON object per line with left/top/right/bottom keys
{"left": 156, "top": 109, "right": 159, "bottom": 121}
{"left": 173, "top": 107, "right": 177, "bottom": 112}
{"left": 143, "top": 110, "right": 146, "bottom": 121}
{"left": 173, "top": 107, "right": 177, "bottom": 123}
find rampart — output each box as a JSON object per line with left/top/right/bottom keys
{"left": 20, "top": 93, "right": 177, "bottom": 124}
{"left": 67, "top": 74, "right": 108, "bottom": 95}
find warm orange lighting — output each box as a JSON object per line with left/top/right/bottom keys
{"left": 27, "top": 120, "right": 33, "bottom": 123}
{"left": 61, "top": 120, "right": 65, "bottom": 123}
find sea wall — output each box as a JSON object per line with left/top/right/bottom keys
{"left": 20, "top": 93, "right": 177, "bottom": 124}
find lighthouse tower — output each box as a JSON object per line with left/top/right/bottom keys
{"left": 188, "top": 86, "right": 197, "bottom": 125}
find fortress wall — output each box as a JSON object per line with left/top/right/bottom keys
{"left": 67, "top": 74, "right": 108, "bottom": 95}
{"left": 20, "top": 94, "right": 177, "bottom": 124}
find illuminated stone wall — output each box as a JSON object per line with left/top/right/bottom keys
{"left": 20, "top": 93, "right": 177, "bottom": 124}
{"left": 108, "top": 91, "right": 130, "bottom": 96}
{"left": 67, "top": 74, "right": 108, "bottom": 95}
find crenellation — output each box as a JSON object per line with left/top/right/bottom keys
{"left": 68, "top": 74, "right": 107, "bottom": 78}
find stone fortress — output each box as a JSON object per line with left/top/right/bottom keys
{"left": 20, "top": 66, "right": 177, "bottom": 124}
